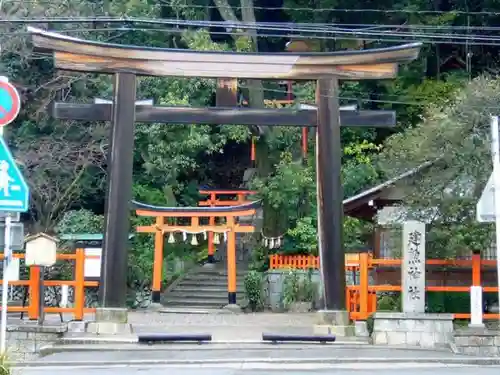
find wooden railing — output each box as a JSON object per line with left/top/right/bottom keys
{"left": 0, "top": 249, "right": 99, "bottom": 320}
{"left": 269, "top": 253, "right": 500, "bottom": 321}
{"left": 199, "top": 189, "right": 257, "bottom": 207}
{"left": 269, "top": 253, "right": 368, "bottom": 269}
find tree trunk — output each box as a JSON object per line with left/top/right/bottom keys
{"left": 213, "top": 0, "right": 285, "bottom": 239}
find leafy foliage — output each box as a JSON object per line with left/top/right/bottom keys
{"left": 281, "top": 269, "right": 317, "bottom": 308}
{"left": 244, "top": 270, "right": 265, "bottom": 311}
{"left": 379, "top": 76, "right": 498, "bottom": 258}
{"left": 0, "top": 352, "right": 11, "bottom": 375}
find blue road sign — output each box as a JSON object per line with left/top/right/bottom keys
{"left": 0, "top": 137, "right": 29, "bottom": 212}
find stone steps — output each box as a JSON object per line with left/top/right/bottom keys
{"left": 161, "top": 265, "right": 249, "bottom": 309}
{"left": 167, "top": 291, "right": 236, "bottom": 300}
{"left": 169, "top": 287, "right": 242, "bottom": 294}
{"left": 177, "top": 281, "right": 245, "bottom": 289}
{"left": 162, "top": 297, "right": 245, "bottom": 309}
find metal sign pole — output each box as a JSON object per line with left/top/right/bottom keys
{"left": 0, "top": 202, "right": 11, "bottom": 355}
{"left": 0, "top": 76, "right": 27, "bottom": 355}
{"left": 491, "top": 115, "right": 500, "bottom": 316}
{"left": 0, "top": 121, "right": 7, "bottom": 354}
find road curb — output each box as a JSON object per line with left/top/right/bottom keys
{"left": 39, "top": 340, "right": 456, "bottom": 357}
{"left": 13, "top": 356, "right": 500, "bottom": 368}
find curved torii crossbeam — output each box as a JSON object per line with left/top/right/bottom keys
{"left": 29, "top": 26, "right": 421, "bottom": 313}
{"left": 28, "top": 27, "right": 420, "bottom": 79}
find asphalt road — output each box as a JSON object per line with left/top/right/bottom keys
{"left": 16, "top": 364, "right": 500, "bottom": 375}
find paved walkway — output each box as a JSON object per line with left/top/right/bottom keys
{"left": 32, "top": 310, "right": 323, "bottom": 341}
{"left": 128, "top": 310, "right": 319, "bottom": 340}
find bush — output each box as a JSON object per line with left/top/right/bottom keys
{"left": 377, "top": 293, "right": 401, "bottom": 311}
{"left": 244, "top": 271, "right": 264, "bottom": 312}
{"left": 282, "top": 270, "right": 317, "bottom": 309}
{"left": 0, "top": 352, "right": 11, "bottom": 375}
{"left": 249, "top": 245, "right": 269, "bottom": 272}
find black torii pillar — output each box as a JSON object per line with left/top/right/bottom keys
{"left": 99, "top": 73, "right": 137, "bottom": 310}
{"left": 316, "top": 78, "right": 345, "bottom": 313}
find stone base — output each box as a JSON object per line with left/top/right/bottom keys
{"left": 454, "top": 327, "right": 500, "bottom": 356}
{"left": 202, "top": 262, "right": 217, "bottom": 269}
{"left": 354, "top": 321, "right": 370, "bottom": 337}
{"left": 95, "top": 307, "right": 128, "bottom": 323}
{"left": 148, "top": 302, "right": 163, "bottom": 310}
{"left": 313, "top": 310, "right": 354, "bottom": 337}
{"left": 223, "top": 303, "right": 242, "bottom": 313}
{"left": 84, "top": 307, "right": 133, "bottom": 335}
{"left": 85, "top": 321, "right": 133, "bottom": 335}
{"left": 372, "top": 312, "right": 453, "bottom": 348}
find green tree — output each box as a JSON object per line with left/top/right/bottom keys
{"left": 378, "top": 75, "right": 496, "bottom": 258}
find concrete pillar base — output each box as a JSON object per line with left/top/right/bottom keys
{"left": 96, "top": 307, "right": 128, "bottom": 323}
{"left": 202, "top": 262, "right": 217, "bottom": 269}
{"left": 86, "top": 307, "right": 133, "bottom": 335}
{"left": 222, "top": 304, "right": 242, "bottom": 313}
{"left": 313, "top": 309, "right": 354, "bottom": 337}
{"left": 149, "top": 302, "right": 163, "bottom": 310}
{"left": 354, "top": 320, "right": 370, "bottom": 337}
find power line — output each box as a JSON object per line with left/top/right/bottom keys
{"left": 14, "top": 25, "right": 500, "bottom": 47}
{"left": 3, "top": 1, "right": 498, "bottom": 16}
{"left": 0, "top": 17, "right": 500, "bottom": 40}
{"left": 147, "top": 2, "right": 500, "bottom": 16}
{"left": 2, "top": 15, "right": 500, "bottom": 32}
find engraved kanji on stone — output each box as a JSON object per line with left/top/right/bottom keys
{"left": 408, "top": 285, "right": 421, "bottom": 300}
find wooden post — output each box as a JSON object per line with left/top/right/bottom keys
{"left": 28, "top": 266, "right": 40, "bottom": 320}
{"left": 316, "top": 78, "right": 346, "bottom": 311}
{"left": 226, "top": 216, "right": 237, "bottom": 305}
{"left": 472, "top": 252, "right": 481, "bottom": 287}
{"left": 470, "top": 252, "right": 484, "bottom": 326}
{"left": 99, "top": 72, "right": 137, "bottom": 308}
{"left": 74, "top": 248, "right": 85, "bottom": 320}
{"left": 359, "top": 252, "right": 370, "bottom": 320}
{"left": 152, "top": 216, "right": 165, "bottom": 303}
{"left": 208, "top": 217, "right": 215, "bottom": 263}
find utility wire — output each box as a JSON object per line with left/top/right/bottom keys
{"left": 2, "top": 17, "right": 500, "bottom": 41}
{"left": 3, "top": 1, "right": 500, "bottom": 16}
{"left": 13, "top": 25, "right": 500, "bottom": 47}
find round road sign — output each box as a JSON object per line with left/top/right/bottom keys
{"left": 0, "top": 79, "right": 20, "bottom": 127}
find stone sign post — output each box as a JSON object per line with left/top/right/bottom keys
{"left": 372, "top": 220, "right": 454, "bottom": 348}
{"left": 402, "top": 221, "right": 426, "bottom": 313}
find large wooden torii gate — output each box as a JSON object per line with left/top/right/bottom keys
{"left": 29, "top": 26, "right": 421, "bottom": 325}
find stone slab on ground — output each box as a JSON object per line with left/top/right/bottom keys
{"left": 31, "top": 345, "right": 474, "bottom": 364}
{"left": 159, "top": 308, "right": 236, "bottom": 315}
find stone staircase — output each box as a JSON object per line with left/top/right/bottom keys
{"left": 161, "top": 265, "right": 249, "bottom": 309}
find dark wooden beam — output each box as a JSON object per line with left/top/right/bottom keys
{"left": 316, "top": 78, "right": 346, "bottom": 311}
{"left": 52, "top": 103, "right": 396, "bottom": 128}
{"left": 99, "top": 73, "right": 137, "bottom": 309}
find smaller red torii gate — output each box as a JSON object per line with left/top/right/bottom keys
{"left": 134, "top": 200, "right": 259, "bottom": 306}
{"left": 198, "top": 189, "right": 256, "bottom": 263}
